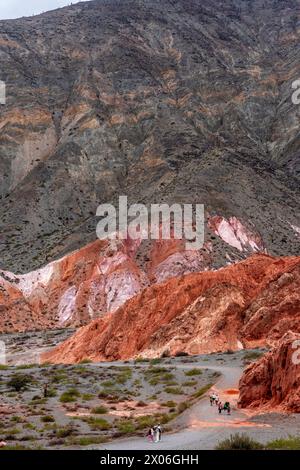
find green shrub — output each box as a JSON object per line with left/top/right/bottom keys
{"left": 60, "top": 388, "right": 80, "bottom": 403}
{"left": 91, "top": 406, "right": 108, "bottom": 415}
{"left": 266, "top": 436, "right": 300, "bottom": 450}
{"left": 161, "top": 400, "right": 176, "bottom": 407}
{"left": 135, "top": 415, "right": 156, "bottom": 430}
{"left": 193, "top": 383, "right": 212, "bottom": 398}
{"left": 41, "top": 415, "right": 55, "bottom": 423}
{"left": 216, "top": 433, "right": 264, "bottom": 450}
{"left": 243, "top": 351, "right": 264, "bottom": 361}
{"left": 56, "top": 425, "right": 75, "bottom": 438}
{"left": 150, "top": 358, "right": 162, "bottom": 365}
{"left": 102, "top": 380, "right": 115, "bottom": 387}
{"left": 164, "top": 386, "right": 182, "bottom": 395}
{"left": 117, "top": 420, "right": 136, "bottom": 434}
{"left": 182, "top": 380, "right": 197, "bottom": 387}
{"left": 7, "top": 374, "right": 32, "bottom": 392}
{"left": 69, "top": 436, "right": 107, "bottom": 446}
{"left": 116, "top": 369, "right": 132, "bottom": 384}
{"left": 147, "top": 367, "right": 168, "bottom": 375}
{"left": 11, "top": 416, "right": 24, "bottom": 423}
{"left": 0, "top": 444, "right": 29, "bottom": 450}
{"left": 184, "top": 368, "right": 202, "bottom": 376}
{"left": 16, "top": 364, "right": 38, "bottom": 370}
{"left": 134, "top": 357, "right": 149, "bottom": 363}
{"left": 87, "top": 417, "right": 111, "bottom": 431}
{"left": 82, "top": 393, "right": 94, "bottom": 401}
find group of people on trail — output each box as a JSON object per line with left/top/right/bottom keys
{"left": 147, "top": 425, "right": 162, "bottom": 443}
{"left": 209, "top": 393, "right": 231, "bottom": 415}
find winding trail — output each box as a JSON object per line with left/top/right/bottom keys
{"left": 89, "top": 361, "right": 272, "bottom": 450}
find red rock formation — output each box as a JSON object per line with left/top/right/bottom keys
{"left": 238, "top": 331, "right": 300, "bottom": 412}
{"left": 0, "top": 238, "right": 148, "bottom": 332}
{"left": 42, "top": 254, "right": 300, "bottom": 363}
{"left": 0, "top": 228, "right": 212, "bottom": 333}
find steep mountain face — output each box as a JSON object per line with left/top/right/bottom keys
{"left": 238, "top": 331, "right": 300, "bottom": 412}
{"left": 0, "top": 0, "right": 299, "bottom": 275}
{"left": 42, "top": 254, "right": 300, "bottom": 363}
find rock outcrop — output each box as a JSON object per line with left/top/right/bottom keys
{"left": 0, "top": 212, "right": 268, "bottom": 333}
{"left": 42, "top": 254, "right": 300, "bottom": 363}
{"left": 238, "top": 331, "right": 300, "bottom": 412}
{"left": 0, "top": 227, "right": 215, "bottom": 333}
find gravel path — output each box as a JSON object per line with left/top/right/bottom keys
{"left": 88, "top": 361, "right": 300, "bottom": 450}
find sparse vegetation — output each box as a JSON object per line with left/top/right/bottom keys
{"left": 59, "top": 388, "right": 80, "bottom": 403}
{"left": 7, "top": 373, "right": 32, "bottom": 392}
{"left": 87, "top": 417, "right": 111, "bottom": 431}
{"left": 243, "top": 351, "right": 264, "bottom": 361}
{"left": 216, "top": 433, "right": 264, "bottom": 450}
{"left": 266, "top": 436, "right": 300, "bottom": 450}
{"left": 69, "top": 436, "right": 108, "bottom": 446}
{"left": 185, "top": 368, "right": 202, "bottom": 376}
{"left": 193, "top": 383, "right": 212, "bottom": 398}
{"left": 55, "top": 425, "right": 75, "bottom": 438}
{"left": 91, "top": 406, "right": 108, "bottom": 415}
{"left": 116, "top": 420, "right": 136, "bottom": 434}
{"left": 41, "top": 415, "right": 55, "bottom": 423}
{"left": 164, "top": 386, "right": 182, "bottom": 395}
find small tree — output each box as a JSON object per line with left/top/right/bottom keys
{"left": 7, "top": 373, "right": 32, "bottom": 392}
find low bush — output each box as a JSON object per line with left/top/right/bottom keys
{"left": 7, "top": 374, "right": 32, "bottom": 392}
{"left": 59, "top": 388, "right": 80, "bottom": 403}
{"left": 184, "top": 368, "right": 202, "bottom": 377}
{"left": 266, "top": 436, "right": 300, "bottom": 450}
{"left": 215, "top": 433, "right": 263, "bottom": 450}
{"left": 91, "top": 406, "right": 108, "bottom": 415}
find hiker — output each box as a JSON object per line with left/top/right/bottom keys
{"left": 43, "top": 383, "right": 48, "bottom": 398}
{"left": 157, "top": 424, "right": 162, "bottom": 441}
{"left": 224, "top": 401, "right": 231, "bottom": 414}
{"left": 218, "top": 401, "right": 223, "bottom": 414}
{"left": 215, "top": 394, "right": 219, "bottom": 405}
{"left": 147, "top": 427, "right": 154, "bottom": 442}
{"left": 209, "top": 395, "right": 214, "bottom": 406}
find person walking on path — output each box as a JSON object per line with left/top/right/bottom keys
{"left": 147, "top": 428, "right": 154, "bottom": 442}
{"left": 218, "top": 401, "right": 223, "bottom": 414}
{"left": 157, "top": 424, "right": 162, "bottom": 441}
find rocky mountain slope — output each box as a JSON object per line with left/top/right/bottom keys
{"left": 238, "top": 331, "right": 300, "bottom": 412}
{"left": 0, "top": 0, "right": 299, "bottom": 275}
{"left": 0, "top": 213, "right": 264, "bottom": 333}
{"left": 42, "top": 254, "right": 300, "bottom": 363}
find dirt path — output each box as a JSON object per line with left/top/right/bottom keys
{"left": 88, "top": 362, "right": 281, "bottom": 450}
